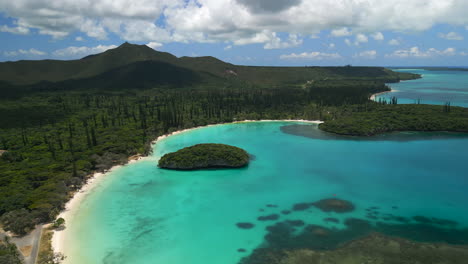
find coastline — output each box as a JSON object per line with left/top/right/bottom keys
{"left": 370, "top": 89, "right": 399, "bottom": 101}
{"left": 50, "top": 157, "right": 147, "bottom": 255}
{"left": 151, "top": 119, "right": 323, "bottom": 153}
{"left": 51, "top": 119, "right": 322, "bottom": 258}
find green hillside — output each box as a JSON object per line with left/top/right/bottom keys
{"left": 0, "top": 42, "right": 419, "bottom": 89}
{"left": 36, "top": 61, "right": 218, "bottom": 91}
{"left": 0, "top": 43, "right": 178, "bottom": 85}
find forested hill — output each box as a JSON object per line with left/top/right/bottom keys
{"left": 0, "top": 42, "right": 418, "bottom": 89}
{"left": 0, "top": 43, "right": 179, "bottom": 85}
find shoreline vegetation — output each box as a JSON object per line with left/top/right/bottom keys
{"left": 319, "top": 104, "right": 468, "bottom": 136}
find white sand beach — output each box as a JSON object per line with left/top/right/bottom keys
{"left": 370, "top": 90, "right": 399, "bottom": 100}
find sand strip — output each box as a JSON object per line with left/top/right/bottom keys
{"left": 370, "top": 90, "right": 400, "bottom": 101}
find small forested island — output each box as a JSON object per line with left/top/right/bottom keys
{"left": 158, "top": 144, "right": 249, "bottom": 170}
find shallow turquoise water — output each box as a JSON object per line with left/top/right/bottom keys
{"left": 63, "top": 121, "right": 468, "bottom": 264}
{"left": 376, "top": 69, "right": 468, "bottom": 107}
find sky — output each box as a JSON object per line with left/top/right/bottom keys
{"left": 1, "top": 0, "right": 468, "bottom": 66}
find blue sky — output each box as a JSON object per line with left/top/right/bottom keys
{"left": 1, "top": 0, "right": 468, "bottom": 66}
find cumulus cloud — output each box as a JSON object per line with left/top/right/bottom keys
{"left": 0, "top": 0, "right": 181, "bottom": 40}
{"left": 146, "top": 42, "right": 163, "bottom": 50}
{"left": 386, "top": 47, "right": 456, "bottom": 58}
{"left": 264, "top": 33, "right": 303, "bottom": 49}
{"left": 0, "top": 25, "right": 30, "bottom": 35}
{"left": 388, "top": 39, "right": 400, "bottom": 45}
{"left": 224, "top": 45, "right": 232, "bottom": 50}
{"left": 438, "top": 31, "right": 464, "bottom": 40}
{"left": 230, "top": 30, "right": 303, "bottom": 49}
{"left": 310, "top": 34, "right": 320, "bottom": 39}
{"left": 1, "top": 0, "right": 468, "bottom": 46}
{"left": 235, "top": 0, "right": 302, "bottom": 13}
{"left": 355, "top": 34, "right": 368, "bottom": 45}
{"left": 280, "top": 51, "right": 341, "bottom": 60}
{"left": 75, "top": 36, "right": 84, "bottom": 41}
{"left": 371, "top": 32, "right": 384, "bottom": 41}
{"left": 330, "top": 27, "right": 352, "bottom": 37}
{"left": 52, "top": 45, "right": 117, "bottom": 58}
{"left": 344, "top": 38, "right": 352, "bottom": 46}
{"left": 354, "top": 50, "right": 377, "bottom": 59}
{"left": 3, "top": 48, "right": 46, "bottom": 57}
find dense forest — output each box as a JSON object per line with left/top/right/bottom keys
{"left": 158, "top": 143, "right": 250, "bottom": 170}
{"left": 1, "top": 42, "right": 465, "bottom": 263}
{"left": 0, "top": 237, "right": 22, "bottom": 264}
{"left": 320, "top": 104, "right": 468, "bottom": 136}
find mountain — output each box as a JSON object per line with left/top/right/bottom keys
{"left": 44, "top": 60, "right": 208, "bottom": 91}
{"left": 0, "top": 42, "right": 419, "bottom": 90}
{"left": 0, "top": 43, "right": 180, "bottom": 85}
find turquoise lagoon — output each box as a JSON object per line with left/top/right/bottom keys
{"left": 62, "top": 121, "right": 468, "bottom": 264}
{"left": 376, "top": 68, "right": 468, "bottom": 107}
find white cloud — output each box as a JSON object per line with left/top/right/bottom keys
{"left": 386, "top": 46, "right": 456, "bottom": 58}
{"left": 460, "top": 51, "right": 468, "bottom": 56}
{"left": 438, "top": 31, "right": 464, "bottom": 40}
{"left": 328, "top": 43, "right": 335, "bottom": 49}
{"left": 27, "top": 49, "right": 46, "bottom": 55}
{"left": 0, "top": 0, "right": 181, "bottom": 40}
{"left": 344, "top": 38, "right": 352, "bottom": 46}
{"left": 3, "top": 48, "right": 46, "bottom": 57}
{"left": 231, "top": 30, "right": 303, "bottom": 49}
{"left": 388, "top": 39, "right": 400, "bottom": 45}
{"left": 79, "top": 19, "right": 107, "bottom": 39}
{"left": 441, "top": 47, "right": 456, "bottom": 55}
{"left": 224, "top": 45, "right": 232, "bottom": 50}
{"left": 310, "top": 34, "right": 320, "bottom": 39}
{"left": 280, "top": 51, "right": 341, "bottom": 60}
{"left": 263, "top": 33, "right": 303, "bottom": 49}
{"left": 354, "top": 50, "right": 377, "bottom": 59}
{"left": 146, "top": 41, "right": 163, "bottom": 50}
{"left": 232, "top": 30, "right": 275, "bottom": 46}
{"left": 75, "top": 36, "right": 84, "bottom": 41}
{"left": 52, "top": 44, "right": 117, "bottom": 58}
{"left": 0, "top": 24, "right": 30, "bottom": 35}
{"left": 119, "top": 20, "right": 172, "bottom": 42}
{"left": 355, "top": 34, "right": 368, "bottom": 45}
{"left": 371, "top": 32, "right": 384, "bottom": 41}
{"left": 2, "top": 0, "right": 468, "bottom": 45}
{"left": 330, "top": 27, "right": 352, "bottom": 37}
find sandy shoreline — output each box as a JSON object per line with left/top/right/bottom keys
{"left": 51, "top": 119, "right": 322, "bottom": 258}
{"left": 370, "top": 89, "right": 399, "bottom": 100}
